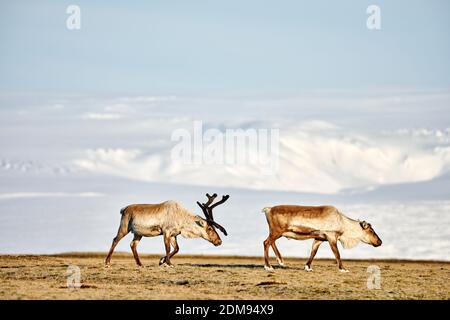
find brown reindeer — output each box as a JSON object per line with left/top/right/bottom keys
{"left": 262, "top": 205, "right": 382, "bottom": 272}
{"left": 105, "top": 193, "right": 229, "bottom": 267}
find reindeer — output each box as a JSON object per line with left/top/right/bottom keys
{"left": 262, "top": 205, "right": 382, "bottom": 272}
{"left": 105, "top": 193, "right": 229, "bottom": 267}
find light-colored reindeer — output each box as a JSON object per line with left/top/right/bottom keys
{"left": 105, "top": 193, "right": 229, "bottom": 267}
{"left": 262, "top": 205, "right": 382, "bottom": 272}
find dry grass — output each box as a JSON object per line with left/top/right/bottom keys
{"left": 0, "top": 253, "right": 449, "bottom": 300}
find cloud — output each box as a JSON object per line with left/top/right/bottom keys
{"left": 50, "top": 104, "right": 64, "bottom": 110}
{"left": 0, "top": 192, "right": 104, "bottom": 200}
{"left": 115, "top": 96, "right": 177, "bottom": 103}
{"left": 103, "top": 103, "right": 133, "bottom": 113}
{"left": 82, "top": 113, "right": 123, "bottom": 120}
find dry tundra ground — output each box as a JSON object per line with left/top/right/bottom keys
{"left": 0, "top": 253, "right": 449, "bottom": 300}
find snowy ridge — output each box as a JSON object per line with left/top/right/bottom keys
{"left": 72, "top": 121, "right": 450, "bottom": 194}
{"left": 0, "top": 159, "right": 75, "bottom": 175}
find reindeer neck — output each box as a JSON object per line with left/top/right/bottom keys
{"left": 341, "top": 215, "right": 364, "bottom": 237}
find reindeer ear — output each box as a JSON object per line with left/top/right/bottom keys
{"left": 360, "top": 221, "right": 369, "bottom": 229}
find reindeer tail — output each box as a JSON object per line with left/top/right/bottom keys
{"left": 261, "top": 207, "right": 272, "bottom": 214}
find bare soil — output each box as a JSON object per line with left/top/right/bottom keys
{"left": 0, "top": 253, "right": 448, "bottom": 300}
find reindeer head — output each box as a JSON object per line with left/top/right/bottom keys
{"left": 196, "top": 193, "right": 229, "bottom": 246}
{"left": 360, "top": 221, "right": 382, "bottom": 247}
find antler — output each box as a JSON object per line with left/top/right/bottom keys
{"left": 196, "top": 201, "right": 210, "bottom": 220}
{"left": 204, "top": 193, "right": 217, "bottom": 207}
{"left": 208, "top": 195, "right": 229, "bottom": 220}
{"left": 196, "top": 193, "right": 216, "bottom": 220}
{"left": 196, "top": 193, "right": 230, "bottom": 235}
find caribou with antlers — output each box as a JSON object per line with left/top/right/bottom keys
{"left": 105, "top": 193, "right": 229, "bottom": 267}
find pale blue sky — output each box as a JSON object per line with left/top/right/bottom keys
{"left": 0, "top": 0, "right": 449, "bottom": 95}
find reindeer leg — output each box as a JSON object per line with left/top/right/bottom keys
{"left": 263, "top": 237, "right": 273, "bottom": 271}
{"left": 327, "top": 236, "right": 348, "bottom": 272}
{"left": 264, "top": 233, "right": 280, "bottom": 271}
{"left": 271, "top": 240, "right": 285, "bottom": 267}
{"left": 159, "top": 234, "right": 174, "bottom": 267}
{"left": 168, "top": 236, "right": 179, "bottom": 260}
{"left": 305, "top": 239, "right": 324, "bottom": 271}
{"left": 105, "top": 226, "right": 129, "bottom": 267}
{"left": 130, "top": 234, "right": 143, "bottom": 267}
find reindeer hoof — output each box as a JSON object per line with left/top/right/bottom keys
{"left": 276, "top": 259, "right": 285, "bottom": 267}
{"left": 159, "top": 257, "right": 166, "bottom": 265}
{"left": 339, "top": 268, "right": 349, "bottom": 273}
{"left": 160, "top": 262, "right": 174, "bottom": 268}
{"left": 304, "top": 265, "right": 313, "bottom": 272}
{"left": 104, "top": 263, "right": 111, "bottom": 268}
{"left": 264, "top": 265, "right": 274, "bottom": 272}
